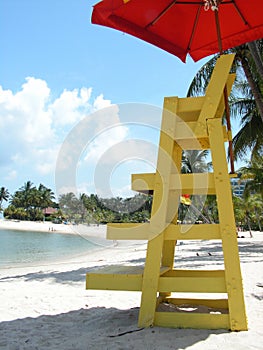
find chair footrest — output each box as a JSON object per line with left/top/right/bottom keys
{"left": 86, "top": 265, "right": 144, "bottom": 291}
{"left": 154, "top": 311, "right": 230, "bottom": 329}
{"left": 86, "top": 265, "right": 171, "bottom": 291}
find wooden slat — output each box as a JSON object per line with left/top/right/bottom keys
{"left": 208, "top": 117, "right": 248, "bottom": 331}
{"left": 162, "top": 269, "right": 225, "bottom": 278}
{"left": 195, "top": 54, "right": 235, "bottom": 128}
{"left": 175, "top": 125, "right": 229, "bottom": 150}
{"left": 164, "top": 223, "right": 221, "bottom": 240}
{"left": 169, "top": 72, "right": 234, "bottom": 123}
{"left": 166, "top": 96, "right": 204, "bottom": 122}
{"left": 154, "top": 312, "right": 230, "bottom": 329}
{"left": 158, "top": 276, "right": 226, "bottom": 293}
{"left": 165, "top": 297, "right": 229, "bottom": 309}
{"left": 86, "top": 265, "right": 170, "bottom": 292}
{"left": 107, "top": 223, "right": 221, "bottom": 241}
{"left": 107, "top": 222, "right": 149, "bottom": 240}
{"left": 214, "top": 73, "right": 236, "bottom": 120}
{"left": 86, "top": 265, "right": 143, "bottom": 291}
{"left": 132, "top": 173, "right": 217, "bottom": 195}
{"left": 86, "top": 273, "right": 142, "bottom": 291}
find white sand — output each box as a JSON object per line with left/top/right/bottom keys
{"left": 0, "top": 219, "right": 79, "bottom": 234}
{"left": 0, "top": 224, "right": 262, "bottom": 350}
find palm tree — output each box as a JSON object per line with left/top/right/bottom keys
{"left": 8, "top": 181, "right": 56, "bottom": 221}
{"left": 188, "top": 40, "right": 263, "bottom": 122}
{"left": 58, "top": 192, "right": 86, "bottom": 222}
{"left": 239, "top": 155, "right": 263, "bottom": 199}
{"left": 247, "top": 40, "right": 263, "bottom": 81}
{"left": 231, "top": 89, "right": 263, "bottom": 161}
{"left": 234, "top": 43, "right": 263, "bottom": 122}
{"left": 233, "top": 194, "right": 262, "bottom": 237}
{"left": 249, "top": 194, "right": 263, "bottom": 232}
{"left": 181, "top": 150, "right": 210, "bottom": 174}
{"left": 187, "top": 40, "right": 263, "bottom": 164}
{"left": 0, "top": 187, "right": 9, "bottom": 212}
{"left": 18, "top": 181, "right": 36, "bottom": 210}
{"left": 38, "top": 184, "right": 55, "bottom": 209}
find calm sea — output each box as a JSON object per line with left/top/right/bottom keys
{"left": 0, "top": 228, "right": 101, "bottom": 268}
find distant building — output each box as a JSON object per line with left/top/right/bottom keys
{"left": 231, "top": 178, "right": 249, "bottom": 197}
{"left": 42, "top": 207, "right": 58, "bottom": 217}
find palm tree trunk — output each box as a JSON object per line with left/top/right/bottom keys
{"left": 246, "top": 217, "right": 253, "bottom": 238}
{"left": 256, "top": 211, "right": 262, "bottom": 232}
{"left": 240, "top": 56, "right": 263, "bottom": 123}
{"left": 258, "top": 219, "right": 262, "bottom": 232}
{"left": 247, "top": 41, "right": 263, "bottom": 81}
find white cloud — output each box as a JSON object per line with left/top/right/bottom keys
{"left": 0, "top": 79, "right": 160, "bottom": 199}
{"left": 34, "top": 146, "right": 60, "bottom": 175}
{"left": 84, "top": 124, "right": 129, "bottom": 164}
{"left": 93, "top": 94, "right": 111, "bottom": 111}
{"left": 49, "top": 87, "right": 92, "bottom": 126}
{"left": 0, "top": 78, "right": 112, "bottom": 192}
{"left": 4, "top": 170, "right": 17, "bottom": 181}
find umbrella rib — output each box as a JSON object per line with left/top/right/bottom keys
{"left": 232, "top": 1, "right": 250, "bottom": 27}
{"left": 146, "top": 0, "right": 178, "bottom": 28}
{"left": 187, "top": 4, "right": 202, "bottom": 52}
{"left": 145, "top": 1, "right": 203, "bottom": 29}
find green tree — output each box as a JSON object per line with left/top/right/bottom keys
{"left": 19, "top": 180, "right": 36, "bottom": 210}
{"left": 0, "top": 187, "right": 9, "bottom": 212}
{"left": 247, "top": 194, "right": 263, "bottom": 232}
{"left": 38, "top": 184, "right": 56, "bottom": 209}
{"left": 239, "top": 155, "right": 263, "bottom": 198}
{"left": 181, "top": 150, "right": 210, "bottom": 174}
{"left": 59, "top": 192, "right": 92, "bottom": 223}
{"left": 187, "top": 40, "right": 263, "bottom": 162}
{"left": 6, "top": 181, "right": 56, "bottom": 221}
{"left": 233, "top": 194, "right": 262, "bottom": 237}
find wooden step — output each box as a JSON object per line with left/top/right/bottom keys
{"left": 155, "top": 294, "right": 230, "bottom": 329}
{"left": 86, "top": 267, "right": 226, "bottom": 293}
{"left": 86, "top": 265, "right": 170, "bottom": 291}
{"left": 132, "top": 173, "right": 216, "bottom": 195}
{"left": 159, "top": 269, "right": 226, "bottom": 293}
{"left": 107, "top": 223, "right": 221, "bottom": 241}
{"left": 154, "top": 311, "right": 229, "bottom": 329}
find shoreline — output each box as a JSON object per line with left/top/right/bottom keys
{"left": 0, "top": 219, "right": 145, "bottom": 270}
{"left": 0, "top": 218, "right": 80, "bottom": 234}
{"left": 0, "top": 219, "right": 112, "bottom": 239}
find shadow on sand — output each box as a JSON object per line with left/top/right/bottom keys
{"left": 1, "top": 237, "right": 261, "bottom": 349}
{"left": 0, "top": 306, "right": 229, "bottom": 350}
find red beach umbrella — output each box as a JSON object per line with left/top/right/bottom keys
{"left": 91, "top": 0, "right": 263, "bottom": 62}
{"left": 91, "top": 0, "right": 263, "bottom": 172}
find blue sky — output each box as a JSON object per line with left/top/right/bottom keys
{"left": 1, "top": 0, "right": 214, "bottom": 200}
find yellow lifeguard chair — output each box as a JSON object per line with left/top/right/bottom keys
{"left": 86, "top": 54, "right": 247, "bottom": 331}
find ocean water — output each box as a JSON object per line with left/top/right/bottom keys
{"left": 0, "top": 228, "right": 101, "bottom": 268}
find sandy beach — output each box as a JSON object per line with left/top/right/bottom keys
{"left": 0, "top": 219, "right": 79, "bottom": 234}
{"left": 0, "top": 222, "right": 262, "bottom": 349}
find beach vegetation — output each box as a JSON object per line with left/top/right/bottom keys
{"left": 238, "top": 154, "right": 263, "bottom": 199}
{"left": 0, "top": 187, "right": 10, "bottom": 212}
{"left": 4, "top": 182, "right": 56, "bottom": 221}
{"left": 185, "top": 40, "right": 263, "bottom": 231}
{"left": 188, "top": 40, "right": 263, "bottom": 161}
{"left": 58, "top": 192, "right": 152, "bottom": 225}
